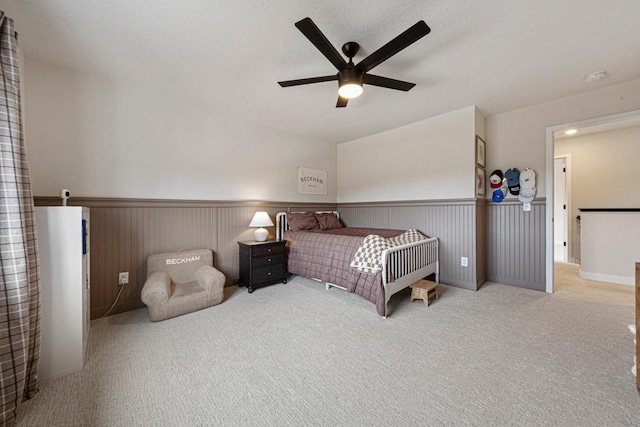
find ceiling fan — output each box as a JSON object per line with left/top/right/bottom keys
{"left": 278, "top": 17, "right": 431, "bottom": 108}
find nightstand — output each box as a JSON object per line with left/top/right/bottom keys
{"left": 238, "top": 240, "right": 287, "bottom": 293}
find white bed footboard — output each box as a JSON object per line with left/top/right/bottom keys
{"left": 381, "top": 237, "right": 439, "bottom": 317}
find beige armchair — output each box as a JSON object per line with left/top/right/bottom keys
{"left": 141, "top": 249, "right": 225, "bottom": 321}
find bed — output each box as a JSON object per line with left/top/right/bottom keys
{"left": 276, "top": 211, "right": 439, "bottom": 317}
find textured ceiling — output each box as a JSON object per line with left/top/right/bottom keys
{"left": 555, "top": 117, "right": 640, "bottom": 139}
{"left": 3, "top": 0, "right": 640, "bottom": 143}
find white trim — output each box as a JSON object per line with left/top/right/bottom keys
{"left": 578, "top": 269, "right": 634, "bottom": 286}
{"left": 545, "top": 109, "right": 640, "bottom": 293}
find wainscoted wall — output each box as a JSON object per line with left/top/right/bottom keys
{"left": 486, "top": 199, "right": 546, "bottom": 291}
{"left": 35, "top": 197, "right": 546, "bottom": 317}
{"left": 34, "top": 198, "right": 336, "bottom": 319}
{"left": 338, "top": 199, "right": 487, "bottom": 290}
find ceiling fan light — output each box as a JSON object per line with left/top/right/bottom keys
{"left": 338, "top": 83, "right": 363, "bottom": 99}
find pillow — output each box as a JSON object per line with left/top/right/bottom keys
{"left": 315, "top": 212, "right": 343, "bottom": 230}
{"left": 287, "top": 212, "right": 319, "bottom": 231}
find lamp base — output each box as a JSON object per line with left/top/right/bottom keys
{"left": 254, "top": 227, "right": 269, "bottom": 242}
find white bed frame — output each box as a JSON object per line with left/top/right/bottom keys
{"left": 276, "top": 211, "right": 439, "bottom": 317}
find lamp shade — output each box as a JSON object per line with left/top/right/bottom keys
{"left": 249, "top": 212, "right": 273, "bottom": 242}
{"left": 249, "top": 212, "right": 274, "bottom": 228}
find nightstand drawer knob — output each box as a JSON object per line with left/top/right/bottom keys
{"left": 267, "top": 248, "right": 271, "bottom": 252}
{"left": 267, "top": 272, "right": 271, "bottom": 276}
{"left": 267, "top": 258, "right": 271, "bottom": 262}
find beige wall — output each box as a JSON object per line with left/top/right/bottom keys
{"left": 338, "top": 106, "right": 481, "bottom": 202}
{"left": 486, "top": 79, "right": 640, "bottom": 198}
{"left": 23, "top": 54, "right": 640, "bottom": 295}
{"left": 24, "top": 58, "right": 338, "bottom": 202}
{"left": 555, "top": 125, "right": 640, "bottom": 261}
{"left": 580, "top": 212, "right": 640, "bottom": 285}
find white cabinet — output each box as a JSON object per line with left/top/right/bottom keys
{"left": 35, "top": 207, "right": 90, "bottom": 380}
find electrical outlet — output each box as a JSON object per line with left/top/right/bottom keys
{"left": 461, "top": 257, "right": 468, "bottom": 267}
{"left": 118, "top": 272, "right": 129, "bottom": 285}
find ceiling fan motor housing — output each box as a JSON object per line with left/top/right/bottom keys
{"left": 342, "top": 41, "right": 360, "bottom": 59}
{"left": 339, "top": 66, "right": 363, "bottom": 86}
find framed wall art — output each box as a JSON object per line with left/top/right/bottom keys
{"left": 297, "top": 166, "right": 327, "bottom": 195}
{"left": 475, "top": 135, "right": 486, "bottom": 168}
{"left": 476, "top": 166, "right": 486, "bottom": 196}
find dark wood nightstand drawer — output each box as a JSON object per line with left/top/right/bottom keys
{"left": 253, "top": 265, "right": 285, "bottom": 285}
{"left": 252, "top": 254, "right": 284, "bottom": 269}
{"left": 252, "top": 244, "right": 284, "bottom": 257}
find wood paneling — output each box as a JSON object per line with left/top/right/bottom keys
{"left": 339, "top": 199, "right": 484, "bottom": 290}
{"left": 487, "top": 199, "right": 546, "bottom": 290}
{"left": 34, "top": 198, "right": 336, "bottom": 319}
{"left": 88, "top": 206, "right": 218, "bottom": 318}
{"left": 476, "top": 201, "right": 487, "bottom": 287}
{"left": 34, "top": 196, "right": 547, "bottom": 315}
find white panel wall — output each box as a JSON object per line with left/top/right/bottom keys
{"left": 337, "top": 106, "right": 478, "bottom": 202}
{"left": 580, "top": 212, "right": 640, "bottom": 285}
{"left": 24, "top": 58, "right": 337, "bottom": 202}
{"left": 36, "top": 206, "right": 88, "bottom": 379}
{"left": 486, "top": 79, "right": 640, "bottom": 197}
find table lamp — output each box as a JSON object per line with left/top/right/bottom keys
{"left": 249, "top": 211, "right": 274, "bottom": 242}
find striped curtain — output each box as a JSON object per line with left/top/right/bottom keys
{"left": 0, "top": 12, "right": 41, "bottom": 426}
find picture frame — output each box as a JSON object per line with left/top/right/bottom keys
{"left": 476, "top": 166, "right": 486, "bottom": 196}
{"left": 475, "top": 135, "right": 486, "bottom": 168}
{"left": 297, "top": 166, "right": 328, "bottom": 195}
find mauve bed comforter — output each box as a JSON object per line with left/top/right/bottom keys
{"left": 283, "top": 227, "right": 404, "bottom": 316}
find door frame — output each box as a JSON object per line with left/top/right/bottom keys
{"left": 553, "top": 154, "right": 571, "bottom": 263}
{"left": 545, "top": 109, "right": 640, "bottom": 293}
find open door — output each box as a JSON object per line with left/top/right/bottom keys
{"left": 553, "top": 156, "right": 568, "bottom": 262}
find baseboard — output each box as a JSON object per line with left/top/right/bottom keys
{"left": 578, "top": 270, "right": 634, "bottom": 286}
{"left": 476, "top": 274, "right": 487, "bottom": 289}
{"left": 91, "top": 300, "right": 145, "bottom": 319}
{"left": 441, "top": 277, "right": 478, "bottom": 291}
{"left": 487, "top": 275, "right": 545, "bottom": 292}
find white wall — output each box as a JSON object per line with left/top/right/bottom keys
{"left": 24, "top": 58, "right": 337, "bottom": 202}
{"left": 555, "top": 125, "right": 640, "bottom": 209}
{"left": 486, "top": 79, "right": 640, "bottom": 197}
{"left": 580, "top": 212, "right": 640, "bottom": 285}
{"left": 555, "top": 125, "right": 640, "bottom": 261}
{"left": 337, "top": 106, "right": 479, "bottom": 202}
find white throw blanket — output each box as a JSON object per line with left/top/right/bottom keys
{"left": 350, "top": 229, "right": 429, "bottom": 274}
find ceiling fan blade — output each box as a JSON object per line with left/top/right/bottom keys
{"left": 278, "top": 75, "right": 338, "bottom": 87}
{"left": 295, "top": 17, "right": 347, "bottom": 70}
{"left": 363, "top": 74, "right": 416, "bottom": 91}
{"left": 356, "top": 21, "right": 430, "bottom": 73}
{"left": 336, "top": 96, "right": 348, "bottom": 108}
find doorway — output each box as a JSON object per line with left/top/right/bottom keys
{"left": 545, "top": 109, "right": 640, "bottom": 293}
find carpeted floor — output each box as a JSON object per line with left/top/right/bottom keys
{"left": 554, "top": 262, "right": 635, "bottom": 306}
{"left": 16, "top": 269, "right": 639, "bottom": 426}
